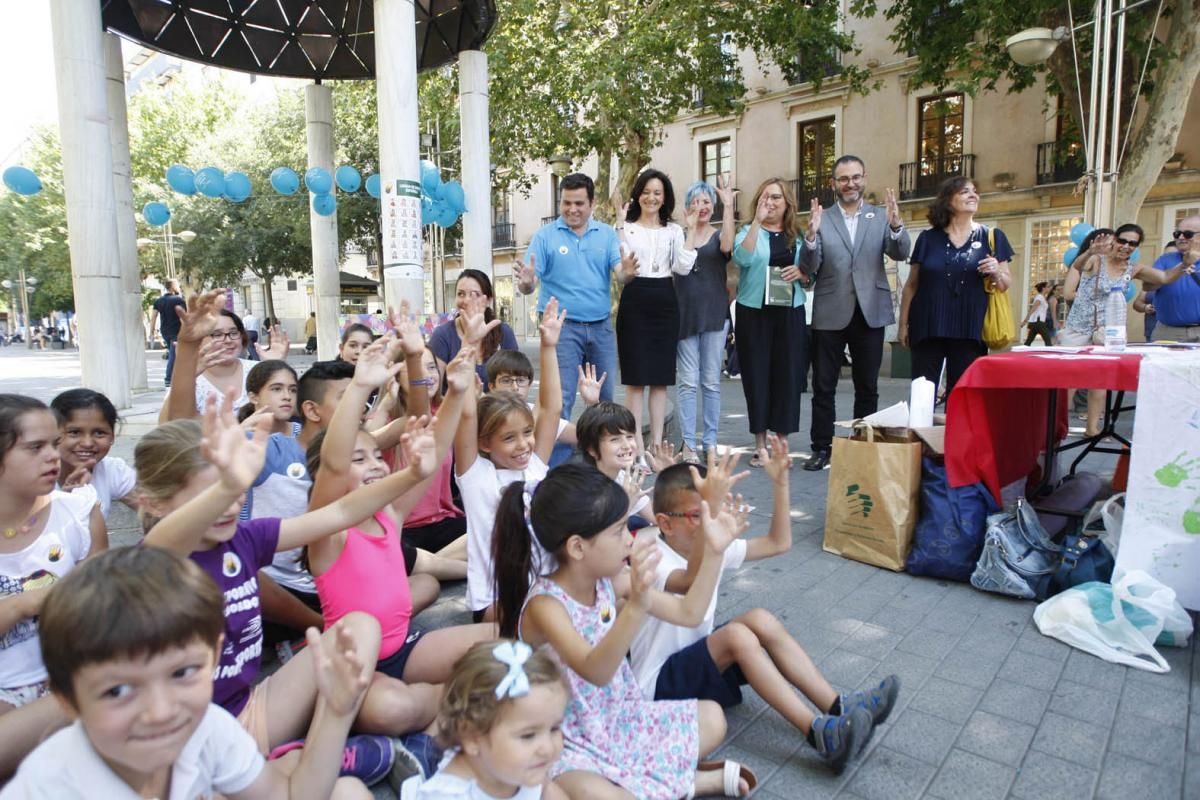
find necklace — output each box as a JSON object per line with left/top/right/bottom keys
{"left": 2, "top": 513, "right": 37, "bottom": 539}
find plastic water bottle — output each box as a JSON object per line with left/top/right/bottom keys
{"left": 1104, "top": 286, "right": 1127, "bottom": 352}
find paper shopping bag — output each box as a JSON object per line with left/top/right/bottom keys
{"left": 822, "top": 423, "right": 923, "bottom": 571}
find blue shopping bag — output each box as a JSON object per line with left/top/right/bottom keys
{"left": 907, "top": 457, "right": 999, "bottom": 581}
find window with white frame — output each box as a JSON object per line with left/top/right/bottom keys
{"left": 1028, "top": 216, "right": 1082, "bottom": 290}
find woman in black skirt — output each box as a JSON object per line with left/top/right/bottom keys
{"left": 616, "top": 168, "right": 696, "bottom": 459}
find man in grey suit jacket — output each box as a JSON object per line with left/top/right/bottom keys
{"left": 799, "top": 155, "right": 911, "bottom": 470}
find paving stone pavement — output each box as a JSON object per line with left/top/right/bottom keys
{"left": 6, "top": 343, "right": 1195, "bottom": 799}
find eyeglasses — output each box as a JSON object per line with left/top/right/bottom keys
{"left": 1115, "top": 238, "right": 1141, "bottom": 248}
{"left": 761, "top": 193, "right": 785, "bottom": 202}
{"left": 1174, "top": 229, "right": 1197, "bottom": 240}
{"left": 834, "top": 174, "right": 865, "bottom": 185}
{"left": 663, "top": 509, "right": 702, "bottom": 524}
{"left": 494, "top": 376, "right": 531, "bottom": 389}
{"left": 207, "top": 330, "right": 241, "bottom": 342}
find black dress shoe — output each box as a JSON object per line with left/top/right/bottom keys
{"left": 804, "top": 449, "right": 831, "bottom": 471}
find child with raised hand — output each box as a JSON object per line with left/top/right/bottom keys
{"left": 1, "top": 546, "right": 375, "bottom": 799}
{"left": 493, "top": 463, "right": 757, "bottom": 799}
{"left": 134, "top": 394, "right": 442, "bottom": 774}
{"left": 305, "top": 339, "right": 492, "bottom": 690}
{"left": 236, "top": 360, "right": 300, "bottom": 436}
{"left": 456, "top": 300, "right": 564, "bottom": 621}
{"left": 484, "top": 350, "right": 607, "bottom": 448}
{"left": 399, "top": 640, "right": 570, "bottom": 800}
{"left": 50, "top": 389, "right": 138, "bottom": 519}
{"left": 635, "top": 436, "right": 898, "bottom": 774}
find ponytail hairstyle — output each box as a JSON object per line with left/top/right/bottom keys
{"left": 238, "top": 359, "right": 298, "bottom": 422}
{"left": 493, "top": 463, "right": 629, "bottom": 639}
{"left": 133, "top": 419, "right": 208, "bottom": 531}
{"left": 456, "top": 269, "right": 503, "bottom": 363}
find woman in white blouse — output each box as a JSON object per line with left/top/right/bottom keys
{"left": 615, "top": 169, "right": 696, "bottom": 459}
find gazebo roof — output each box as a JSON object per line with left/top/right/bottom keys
{"left": 100, "top": 0, "right": 497, "bottom": 80}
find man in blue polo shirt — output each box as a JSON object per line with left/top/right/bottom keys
{"left": 1150, "top": 214, "right": 1200, "bottom": 343}
{"left": 518, "top": 172, "right": 637, "bottom": 416}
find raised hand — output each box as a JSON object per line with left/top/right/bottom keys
{"left": 699, "top": 498, "right": 740, "bottom": 555}
{"left": 683, "top": 203, "right": 700, "bottom": 231}
{"left": 723, "top": 492, "right": 753, "bottom": 539}
{"left": 353, "top": 335, "right": 405, "bottom": 389}
{"left": 445, "top": 346, "right": 477, "bottom": 394}
{"left": 690, "top": 447, "right": 749, "bottom": 509}
{"left": 885, "top": 188, "right": 901, "bottom": 229}
{"left": 619, "top": 248, "right": 640, "bottom": 281}
{"left": 460, "top": 308, "right": 501, "bottom": 348}
{"left": 577, "top": 362, "right": 607, "bottom": 406}
{"left": 517, "top": 255, "right": 538, "bottom": 293}
{"left": 306, "top": 620, "right": 371, "bottom": 717}
{"left": 538, "top": 296, "right": 567, "bottom": 347}
{"left": 755, "top": 192, "right": 772, "bottom": 224}
{"left": 60, "top": 465, "right": 93, "bottom": 490}
{"left": 194, "top": 337, "right": 224, "bottom": 376}
{"left": 806, "top": 197, "right": 823, "bottom": 241}
{"left": 238, "top": 407, "right": 275, "bottom": 433}
{"left": 627, "top": 533, "right": 661, "bottom": 611}
{"left": 200, "top": 391, "right": 270, "bottom": 494}
{"left": 760, "top": 433, "right": 791, "bottom": 484}
{"left": 399, "top": 415, "right": 439, "bottom": 478}
{"left": 644, "top": 440, "right": 679, "bottom": 473}
{"left": 175, "top": 288, "right": 226, "bottom": 343}
{"left": 715, "top": 174, "right": 737, "bottom": 211}
{"left": 263, "top": 325, "right": 290, "bottom": 360}
{"left": 621, "top": 463, "right": 651, "bottom": 512}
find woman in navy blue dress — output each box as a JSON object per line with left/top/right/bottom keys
{"left": 898, "top": 177, "right": 1014, "bottom": 397}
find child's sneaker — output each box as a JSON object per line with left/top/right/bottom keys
{"left": 397, "top": 731, "right": 443, "bottom": 780}
{"left": 842, "top": 675, "right": 900, "bottom": 725}
{"left": 810, "top": 706, "right": 873, "bottom": 775}
{"left": 339, "top": 735, "right": 408, "bottom": 787}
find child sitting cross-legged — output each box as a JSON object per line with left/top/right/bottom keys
{"left": 398, "top": 639, "right": 570, "bottom": 800}
{"left": 0, "top": 546, "right": 374, "bottom": 799}
{"left": 631, "top": 436, "right": 900, "bottom": 775}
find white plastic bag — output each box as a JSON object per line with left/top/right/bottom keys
{"left": 1084, "top": 493, "right": 1124, "bottom": 556}
{"left": 1033, "top": 570, "right": 1194, "bottom": 672}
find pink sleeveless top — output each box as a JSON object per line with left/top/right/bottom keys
{"left": 315, "top": 511, "right": 413, "bottom": 659}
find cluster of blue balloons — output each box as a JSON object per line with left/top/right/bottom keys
{"left": 1063, "top": 221, "right": 1140, "bottom": 267}
{"left": 166, "top": 164, "right": 252, "bottom": 203}
{"left": 268, "top": 164, "right": 381, "bottom": 218}
{"left": 419, "top": 160, "right": 466, "bottom": 228}
{"left": 2, "top": 166, "right": 43, "bottom": 196}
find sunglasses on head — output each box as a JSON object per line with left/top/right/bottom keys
{"left": 1174, "top": 229, "right": 1197, "bottom": 240}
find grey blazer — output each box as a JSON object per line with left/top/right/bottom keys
{"left": 799, "top": 203, "right": 912, "bottom": 331}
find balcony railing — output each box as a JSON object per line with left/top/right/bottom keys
{"left": 492, "top": 222, "right": 515, "bottom": 249}
{"left": 898, "top": 154, "right": 976, "bottom": 201}
{"left": 787, "top": 178, "right": 836, "bottom": 211}
{"left": 785, "top": 50, "right": 842, "bottom": 86}
{"left": 540, "top": 215, "right": 558, "bottom": 227}
{"left": 1036, "top": 141, "right": 1085, "bottom": 186}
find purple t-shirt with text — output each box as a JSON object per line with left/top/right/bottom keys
{"left": 189, "top": 518, "right": 280, "bottom": 716}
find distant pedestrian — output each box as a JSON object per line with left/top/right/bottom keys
{"left": 148, "top": 280, "right": 186, "bottom": 387}
{"left": 304, "top": 312, "right": 317, "bottom": 354}
{"left": 1021, "top": 282, "right": 1054, "bottom": 346}
{"left": 242, "top": 309, "right": 261, "bottom": 361}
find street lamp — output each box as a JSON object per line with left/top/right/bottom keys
{"left": 1005, "top": 0, "right": 1147, "bottom": 227}
{"left": 547, "top": 154, "right": 572, "bottom": 178}
{"left": 138, "top": 225, "right": 197, "bottom": 285}
{"left": 2, "top": 271, "right": 39, "bottom": 349}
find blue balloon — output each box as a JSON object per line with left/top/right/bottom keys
{"left": 224, "top": 171, "right": 252, "bottom": 203}
{"left": 142, "top": 201, "right": 171, "bottom": 226}
{"left": 420, "top": 160, "right": 441, "bottom": 196}
{"left": 365, "top": 173, "right": 381, "bottom": 199}
{"left": 2, "top": 165, "right": 42, "bottom": 196}
{"left": 270, "top": 167, "right": 300, "bottom": 195}
{"left": 420, "top": 197, "right": 436, "bottom": 225}
{"left": 433, "top": 201, "right": 458, "bottom": 228}
{"left": 1070, "top": 222, "right": 1095, "bottom": 246}
{"left": 440, "top": 181, "right": 466, "bottom": 214}
{"left": 305, "top": 167, "right": 333, "bottom": 195}
{"left": 165, "top": 164, "right": 196, "bottom": 195}
{"left": 312, "top": 193, "right": 337, "bottom": 217}
{"left": 1123, "top": 281, "right": 1138, "bottom": 303}
{"left": 1128, "top": 246, "right": 1141, "bottom": 264}
{"left": 195, "top": 167, "right": 225, "bottom": 198}
{"left": 1063, "top": 246, "right": 1080, "bottom": 267}
{"left": 335, "top": 165, "right": 362, "bottom": 193}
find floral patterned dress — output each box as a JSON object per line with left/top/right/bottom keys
{"left": 522, "top": 577, "right": 698, "bottom": 799}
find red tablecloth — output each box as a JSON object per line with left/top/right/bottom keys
{"left": 945, "top": 351, "right": 1142, "bottom": 502}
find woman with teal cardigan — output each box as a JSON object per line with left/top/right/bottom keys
{"left": 732, "top": 177, "right": 810, "bottom": 464}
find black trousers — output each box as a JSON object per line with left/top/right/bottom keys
{"left": 911, "top": 337, "right": 987, "bottom": 398}
{"left": 734, "top": 303, "right": 808, "bottom": 435}
{"left": 1024, "top": 321, "right": 1054, "bottom": 346}
{"left": 809, "top": 304, "right": 885, "bottom": 451}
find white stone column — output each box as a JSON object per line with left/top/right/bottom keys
{"left": 305, "top": 83, "right": 341, "bottom": 360}
{"left": 49, "top": 0, "right": 131, "bottom": 408}
{"left": 104, "top": 32, "right": 148, "bottom": 392}
{"left": 375, "top": 0, "right": 425, "bottom": 312}
{"left": 459, "top": 50, "right": 492, "bottom": 279}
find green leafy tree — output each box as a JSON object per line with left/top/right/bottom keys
{"left": 853, "top": 0, "right": 1200, "bottom": 222}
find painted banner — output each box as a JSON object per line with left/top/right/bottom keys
{"left": 1116, "top": 351, "right": 1200, "bottom": 609}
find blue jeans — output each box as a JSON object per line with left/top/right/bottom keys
{"left": 164, "top": 336, "right": 177, "bottom": 386}
{"left": 676, "top": 329, "right": 724, "bottom": 449}
{"left": 556, "top": 317, "right": 617, "bottom": 417}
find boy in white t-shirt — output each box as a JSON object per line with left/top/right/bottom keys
{"left": 629, "top": 438, "right": 899, "bottom": 776}
{"left": 1, "top": 546, "right": 375, "bottom": 800}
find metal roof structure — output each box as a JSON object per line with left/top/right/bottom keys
{"left": 100, "top": 0, "right": 498, "bottom": 80}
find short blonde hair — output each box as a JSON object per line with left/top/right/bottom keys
{"left": 133, "top": 419, "right": 208, "bottom": 530}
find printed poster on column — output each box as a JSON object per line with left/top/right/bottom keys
{"left": 1116, "top": 351, "right": 1200, "bottom": 610}
{"left": 382, "top": 178, "right": 424, "bottom": 281}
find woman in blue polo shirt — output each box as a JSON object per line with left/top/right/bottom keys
{"left": 731, "top": 178, "right": 809, "bottom": 465}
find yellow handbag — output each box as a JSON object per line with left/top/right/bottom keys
{"left": 982, "top": 227, "right": 1014, "bottom": 350}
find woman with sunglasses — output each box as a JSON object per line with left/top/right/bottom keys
{"left": 1062, "top": 222, "right": 1193, "bottom": 434}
